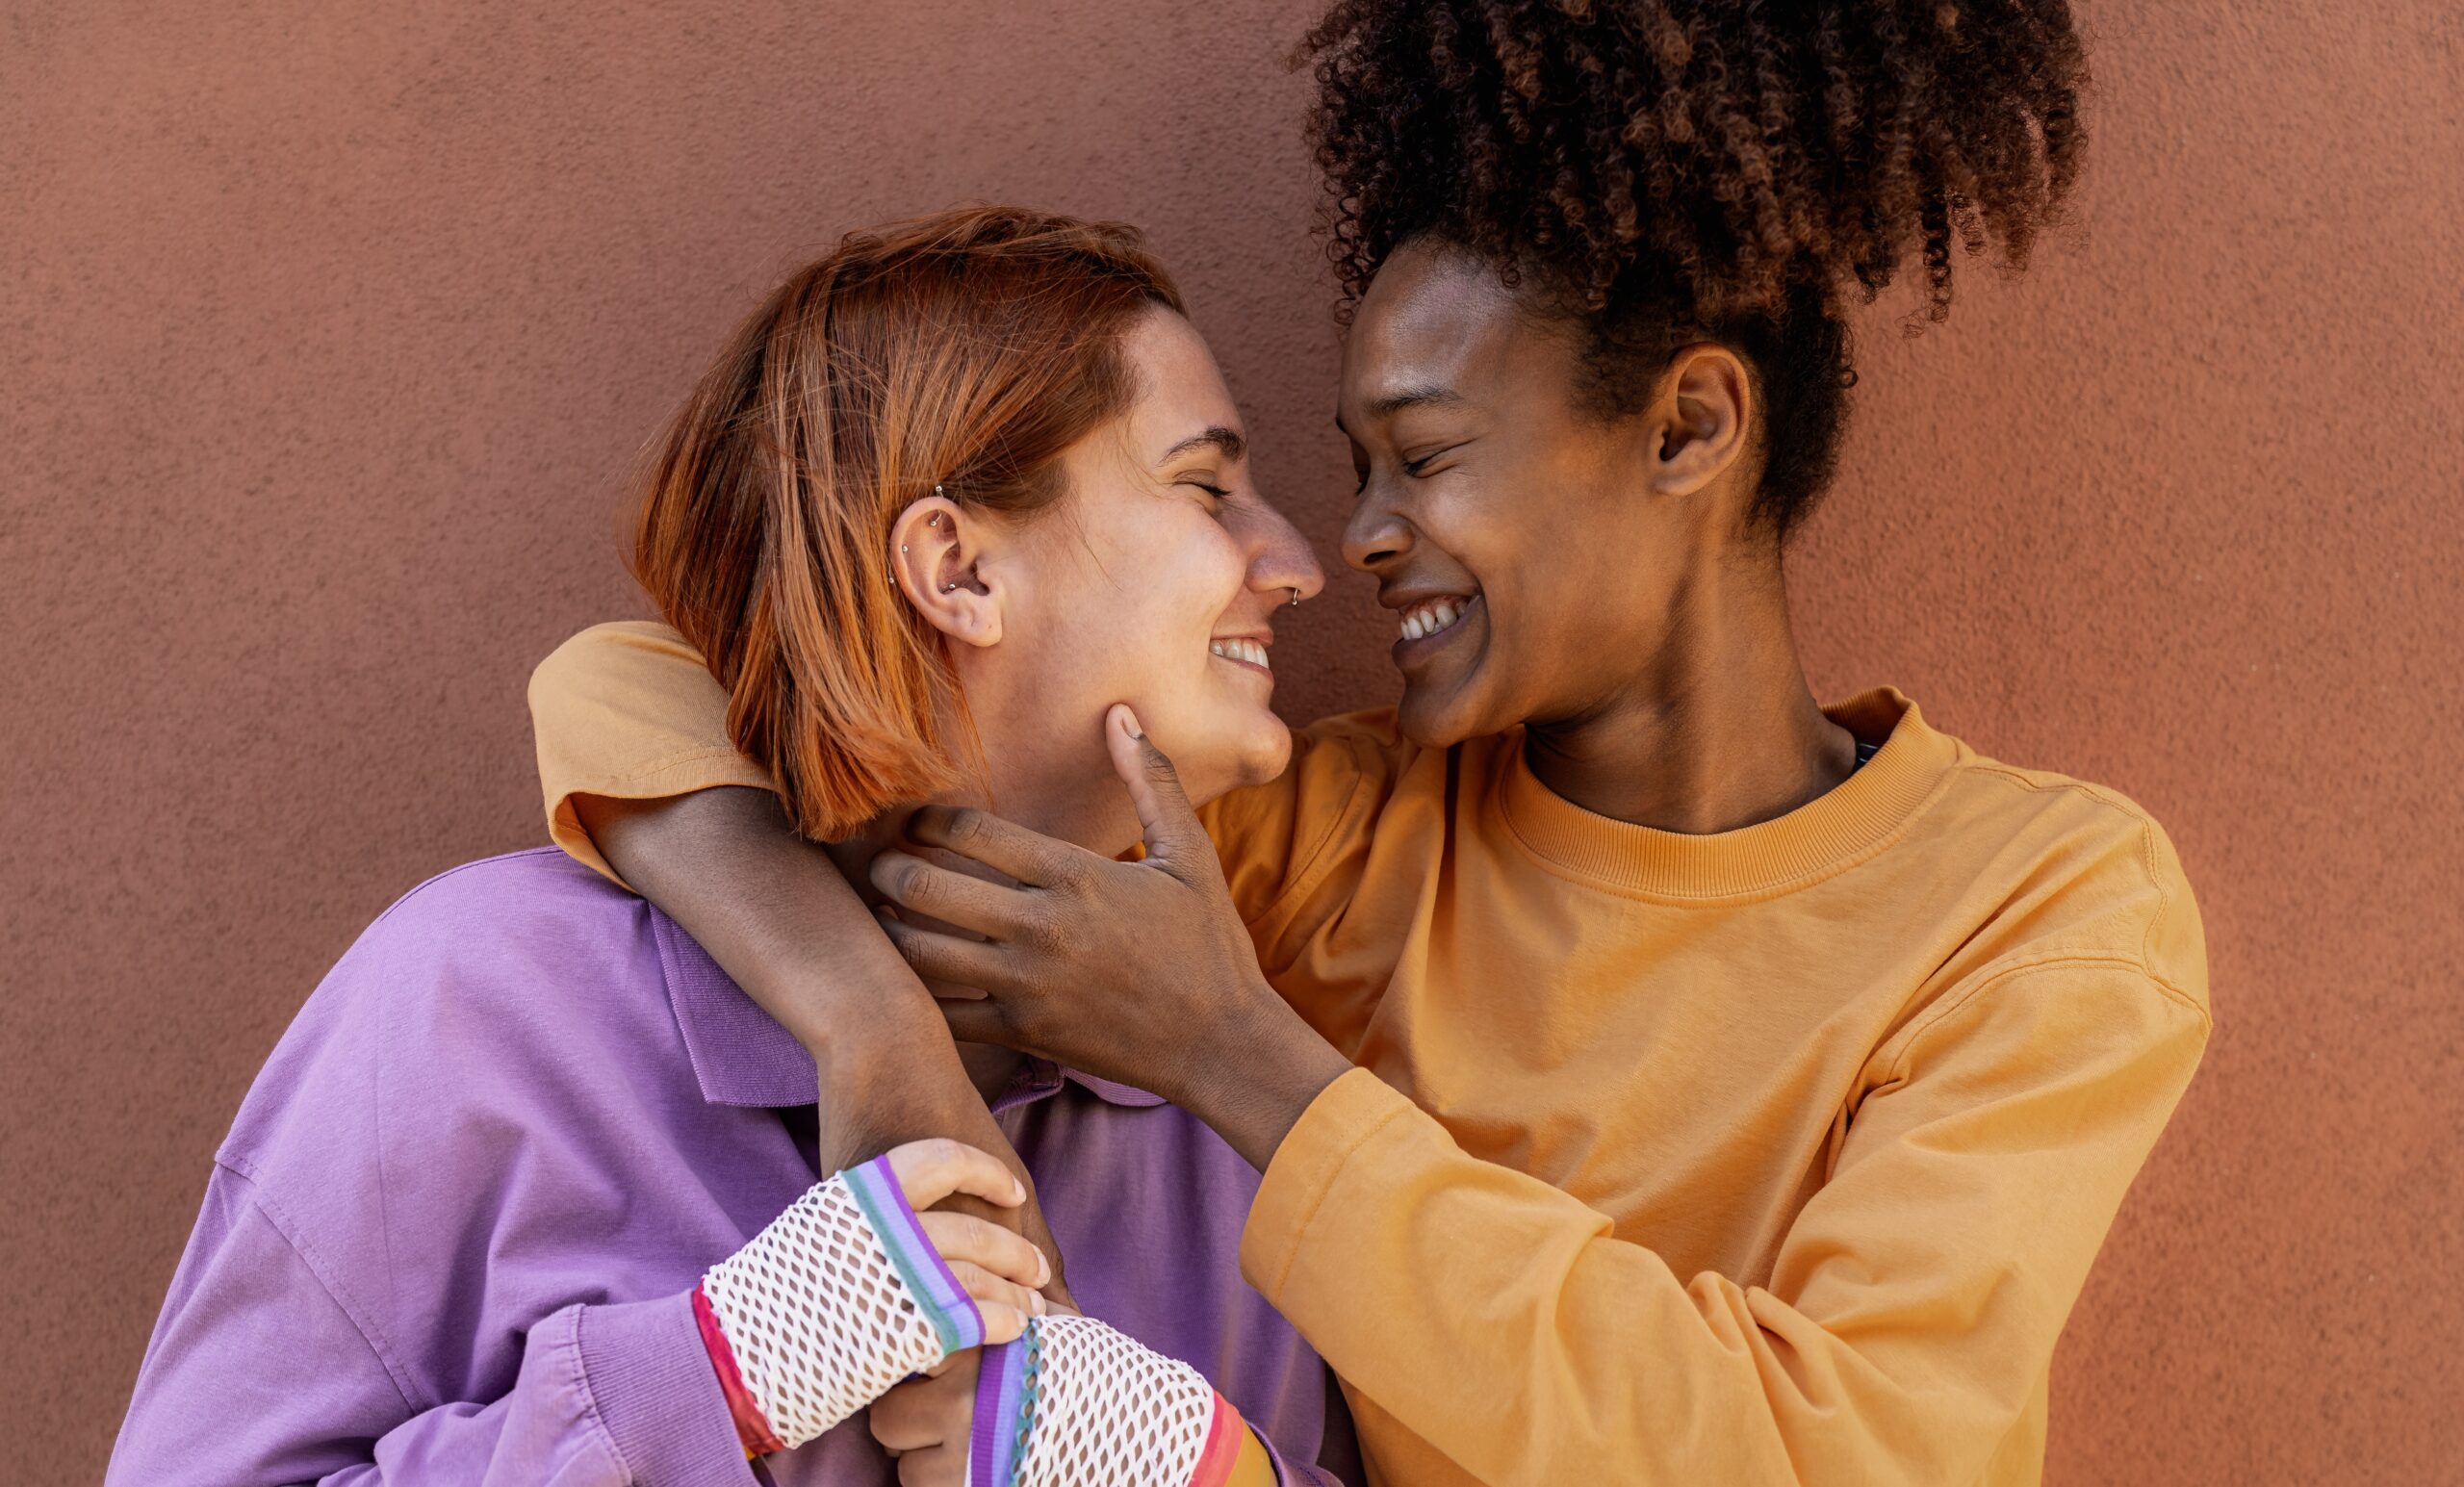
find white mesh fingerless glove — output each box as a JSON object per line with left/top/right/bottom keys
{"left": 696, "top": 1154, "right": 988, "bottom": 1449}
{"left": 967, "top": 1315, "right": 1252, "bottom": 1487}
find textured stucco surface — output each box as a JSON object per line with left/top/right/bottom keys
{"left": 5, "top": 2, "right": 2458, "bottom": 1479}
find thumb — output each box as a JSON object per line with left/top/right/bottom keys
{"left": 1105, "top": 705, "right": 1206, "bottom": 874}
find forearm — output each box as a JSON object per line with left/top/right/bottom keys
{"left": 576, "top": 788, "right": 1052, "bottom": 1263}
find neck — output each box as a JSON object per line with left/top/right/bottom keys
{"left": 1524, "top": 551, "right": 1855, "bottom": 833}
{"left": 824, "top": 754, "right": 1135, "bottom": 1102}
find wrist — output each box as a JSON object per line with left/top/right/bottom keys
{"left": 1169, "top": 982, "right": 1351, "bottom": 1172}
{"left": 1152, "top": 965, "right": 1280, "bottom": 1107}
{"left": 691, "top": 1283, "right": 783, "bottom": 1457}
{"left": 700, "top": 1156, "right": 991, "bottom": 1450}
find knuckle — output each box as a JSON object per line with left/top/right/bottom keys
{"left": 1019, "top": 903, "right": 1068, "bottom": 953}
{"left": 889, "top": 860, "right": 935, "bottom": 905}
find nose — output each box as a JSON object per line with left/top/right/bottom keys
{"left": 1234, "top": 491, "right": 1326, "bottom": 604}
{"left": 1340, "top": 479, "right": 1413, "bottom": 576}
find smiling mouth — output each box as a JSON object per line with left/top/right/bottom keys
{"left": 1209, "top": 636, "right": 1270, "bottom": 674}
{"left": 1396, "top": 593, "right": 1478, "bottom": 646}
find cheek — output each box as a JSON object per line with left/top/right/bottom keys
{"left": 1131, "top": 524, "right": 1245, "bottom": 674}
{"left": 1047, "top": 512, "right": 1243, "bottom": 699}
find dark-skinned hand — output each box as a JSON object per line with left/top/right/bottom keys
{"left": 866, "top": 706, "right": 1354, "bottom": 1172}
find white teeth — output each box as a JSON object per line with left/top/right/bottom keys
{"left": 1399, "top": 596, "right": 1473, "bottom": 644}
{"left": 1211, "top": 638, "right": 1270, "bottom": 671}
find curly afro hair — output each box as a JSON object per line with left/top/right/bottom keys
{"left": 1299, "top": 0, "right": 2088, "bottom": 537}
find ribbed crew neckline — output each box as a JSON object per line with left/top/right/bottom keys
{"left": 1496, "top": 687, "right": 1956, "bottom": 899}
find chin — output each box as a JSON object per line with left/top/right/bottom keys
{"left": 1236, "top": 719, "right": 1296, "bottom": 788}
{"left": 1185, "top": 716, "right": 1294, "bottom": 806}
{"left": 1395, "top": 676, "right": 1493, "bottom": 751}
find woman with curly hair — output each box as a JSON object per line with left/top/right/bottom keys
{"left": 526, "top": 3, "right": 2206, "bottom": 1482}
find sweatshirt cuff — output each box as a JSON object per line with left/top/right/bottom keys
{"left": 576, "top": 1292, "right": 758, "bottom": 1487}
{"left": 1241, "top": 1067, "right": 1417, "bottom": 1304}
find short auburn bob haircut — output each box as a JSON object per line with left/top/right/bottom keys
{"left": 632, "top": 206, "right": 1184, "bottom": 840}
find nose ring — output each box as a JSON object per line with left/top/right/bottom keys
{"left": 1289, "top": 587, "right": 1301, "bottom": 607}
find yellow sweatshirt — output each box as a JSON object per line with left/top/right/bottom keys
{"left": 530, "top": 621, "right": 2210, "bottom": 1487}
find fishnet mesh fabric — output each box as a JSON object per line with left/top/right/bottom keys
{"left": 1016, "top": 1316, "right": 1217, "bottom": 1486}
{"left": 702, "top": 1175, "right": 950, "bottom": 1448}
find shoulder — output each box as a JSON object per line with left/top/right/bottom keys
{"left": 527, "top": 619, "right": 706, "bottom": 704}
{"left": 345, "top": 847, "right": 668, "bottom": 1032}
{"left": 1210, "top": 708, "right": 1440, "bottom": 830}
{"left": 358, "top": 842, "right": 644, "bottom": 944}
{"left": 1200, "top": 709, "right": 1432, "bottom": 919}
{"left": 222, "top": 849, "right": 680, "bottom": 1176}
{"left": 1923, "top": 738, "right": 2207, "bottom": 1013}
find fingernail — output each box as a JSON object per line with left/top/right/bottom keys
{"left": 1119, "top": 707, "right": 1143, "bottom": 740}
{"left": 1032, "top": 1292, "right": 1047, "bottom": 1316}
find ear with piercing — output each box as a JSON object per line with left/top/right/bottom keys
{"left": 896, "top": 488, "right": 946, "bottom": 584}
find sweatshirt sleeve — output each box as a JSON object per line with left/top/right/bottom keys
{"left": 527, "top": 621, "right": 774, "bottom": 888}
{"left": 108, "top": 1164, "right": 752, "bottom": 1487}
{"left": 1239, "top": 959, "right": 2211, "bottom": 1486}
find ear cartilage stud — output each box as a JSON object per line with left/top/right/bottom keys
{"left": 900, "top": 544, "right": 909, "bottom": 551}
{"left": 943, "top": 582, "right": 959, "bottom": 592}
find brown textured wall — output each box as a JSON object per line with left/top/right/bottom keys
{"left": 5, "top": 2, "right": 2457, "bottom": 1479}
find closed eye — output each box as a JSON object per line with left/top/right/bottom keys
{"left": 1356, "top": 450, "right": 1450, "bottom": 495}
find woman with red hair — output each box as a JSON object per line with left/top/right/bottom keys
{"left": 111, "top": 207, "right": 1350, "bottom": 1487}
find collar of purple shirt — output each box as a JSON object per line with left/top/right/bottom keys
{"left": 651, "top": 910, "right": 1165, "bottom": 1115}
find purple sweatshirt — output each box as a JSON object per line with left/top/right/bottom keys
{"left": 110, "top": 849, "right": 1344, "bottom": 1485}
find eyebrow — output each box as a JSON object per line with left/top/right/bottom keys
{"left": 1156, "top": 425, "right": 1246, "bottom": 465}
{"left": 1336, "top": 385, "right": 1462, "bottom": 432}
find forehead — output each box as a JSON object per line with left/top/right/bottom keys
{"left": 1118, "top": 307, "right": 1242, "bottom": 445}
{"left": 1340, "top": 242, "right": 1527, "bottom": 417}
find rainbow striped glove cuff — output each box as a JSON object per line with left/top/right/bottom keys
{"left": 699, "top": 1154, "right": 989, "bottom": 1449}
{"left": 969, "top": 1316, "right": 1251, "bottom": 1487}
